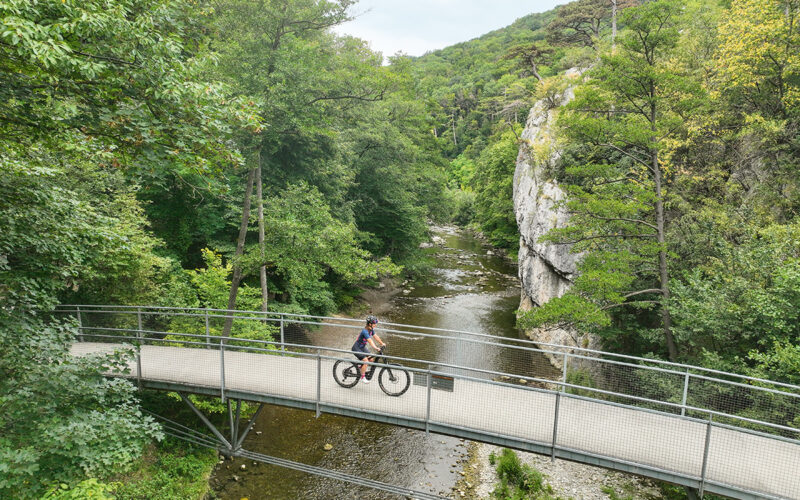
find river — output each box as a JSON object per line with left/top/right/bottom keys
{"left": 211, "top": 226, "right": 556, "bottom": 499}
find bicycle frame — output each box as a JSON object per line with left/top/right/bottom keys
{"left": 361, "top": 351, "right": 386, "bottom": 379}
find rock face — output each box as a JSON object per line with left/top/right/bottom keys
{"left": 513, "top": 70, "right": 597, "bottom": 367}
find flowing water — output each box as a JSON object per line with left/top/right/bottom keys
{"left": 211, "top": 226, "right": 557, "bottom": 499}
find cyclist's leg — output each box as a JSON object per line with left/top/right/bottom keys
{"left": 353, "top": 345, "right": 370, "bottom": 377}
{"left": 360, "top": 356, "right": 374, "bottom": 378}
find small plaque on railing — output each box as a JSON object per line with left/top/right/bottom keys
{"left": 413, "top": 372, "right": 454, "bottom": 392}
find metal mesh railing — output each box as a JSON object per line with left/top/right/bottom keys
{"left": 57, "top": 304, "right": 800, "bottom": 436}
{"left": 58, "top": 304, "right": 800, "bottom": 499}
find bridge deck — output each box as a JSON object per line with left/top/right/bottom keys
{"left": 71, "top": 342, "right": 799, "bottom": 500}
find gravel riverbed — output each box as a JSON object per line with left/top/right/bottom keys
{"left": 450, "top": 442, "right": 663, "bottom": 500}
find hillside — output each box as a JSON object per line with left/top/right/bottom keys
{"left": 410, "top": 8, "right": 561, "bottom": 160}
{"left": 408, "top": 0, "right": 800, "bottom": 379}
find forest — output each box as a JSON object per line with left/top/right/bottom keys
{"left": 411, "top": 0, "right": 800, "bottom": 377}
{"left": 1, "top": 0, "right": 799, "bottom": 497}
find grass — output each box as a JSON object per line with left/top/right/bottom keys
{"left": 489, "top": 448, "right": 564, "bottom": 500}
{"left": 105, "top": 391, "right": 222, "bottom": 500}
{"left": 108, "top": 438, "right": 218, "bottom": 500}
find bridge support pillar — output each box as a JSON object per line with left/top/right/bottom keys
{"left": 179, "top": 393, "right": 266, "bottom": 457}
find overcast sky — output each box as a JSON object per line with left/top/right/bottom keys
{"left": 333, "top": 0, "right": 567, "bottom": 59}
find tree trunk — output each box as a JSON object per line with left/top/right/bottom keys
{"left": 256, "top": 160, "right": 268, "bottom": 313}
{"left": 651, "top": 104, "right": 678, "bottom": 362}
{"left": 612, "top": 0, "right": 618, "bottom": 48}
{"left": 451, "top": 112, "right": 458, "bottom": 146}
{"left": 531, "top": 63, "right": 543, "bottom": 82}
{"left": 222, "top": 167, "right": 257, "bottom": 339}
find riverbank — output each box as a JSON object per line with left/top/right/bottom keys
{"left": 107, "top": 439, "right": 217, "bottom": 500}
{"left": 452, "top": 441, "right": 668, "bottom": 500}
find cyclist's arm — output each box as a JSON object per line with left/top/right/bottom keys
{"left": 372, "top": 334, "right": 386, "bottom": 348}
{"left": 367, "top": 337, "right": 380, "bottom": 351}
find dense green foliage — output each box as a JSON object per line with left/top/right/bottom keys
{"left": 0, "top": 0, "right": 444, "bottom": 493}
{"left": 400, "top": 0, "right": 800, "bottom": 388}
{"left": 0, "top": 318, "right": 162, "bottom": 498}
{"left": 471, "top": 128, "right": 523, "bottom": 249}
{"left": 507, "top": 0, "right": 800, "bottom": 381}
{"left": 408, "top": 9, "right": 561, "bottom": 252}
{"left": 109, "top": 439, "right": 217, "bottom": 500}
{"left": 0, "top": 1, "right": 229, "bottom": 496}
{"left": 3, "top": 0, "right": 800, "bottom": 493}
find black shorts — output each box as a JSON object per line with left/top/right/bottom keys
{"left": 352, "top": 342, "right": 370, "bottom": 360}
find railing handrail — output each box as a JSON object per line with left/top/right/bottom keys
{"left": 57, "top": 304, "right": 800, "bottom": 394}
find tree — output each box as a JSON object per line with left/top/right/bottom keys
{"left": 670, "top": 220, "right": 800, "bottom": 382}
{"left": 207, "top": 0, "right": 401, "bottom": 333}
{"left": 520, "top": 0, "right": 704, "bottom": 361}
{"left": 0, "top": 1, "right": 253, "bottom": 494}
{"left": 547, "top": 0, "right": 611, "bottom": 49}
{"left": 342, "top": 57, "right": 448, "bottom": 261}
{"left": 0, "top": 158, "right": 167, "bottom": 497}
{"left": 714, "top": 0, "right": 800, "bottom": 220}
{"left": 503, "top": 43, "right": 555, "bottom": 82}
{"left": 244, "top": 183, "right": 400, "bottom": 315}
{"left": 472, "top": 129, "right": 523, "bottom": 251}
{"left": 547, "top": 0, "right": 638, "bottom": 49}
{"left": 0, "top": 0, "right": 257, "bottom": 177}
{"left": 717, "top": 0, "right": 800, "bottom": 118}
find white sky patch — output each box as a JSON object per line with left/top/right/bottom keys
{"left": 333, "top": 0, "right": 567, "bottom": 59}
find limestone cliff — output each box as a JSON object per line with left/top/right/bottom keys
{"left": 513, "top": 70, "right": 597, "bottom": 367}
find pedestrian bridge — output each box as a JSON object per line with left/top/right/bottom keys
{"left": 62, "top": 306, "right": 799, "bottom": 500}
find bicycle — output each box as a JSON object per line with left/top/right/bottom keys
{"left": 332, "top": 346, "right": 411, "bottom": 397}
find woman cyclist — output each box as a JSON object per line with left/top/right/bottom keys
{"left": 352, "top": 315, "right": 386, "bottom": 384}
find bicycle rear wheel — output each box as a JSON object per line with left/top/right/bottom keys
{"left": 333, "top": 360, "right": 360, "bottom": 388}
{"left": 378, "top": 364, "right": 411, "bottom": 396}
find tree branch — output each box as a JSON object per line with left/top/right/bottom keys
{"left": 71, "top": 49, "right": 140, "bottom": 67}
{"left": 588, "top": 177, "right": 637, "bottom": 187}
{"left": 304, "top": 90, "right": 386, "bottom": 106}
{"left": 552, "top": 233, "right": 657, "bottom": 245}
{"left": 570, "top": 212, "right": 658, "bottom": 230}
{"left": 600, "top": 299, "right": 660, "bottom": 311}
{"left": 599, "top": 142, "right": 655, "bottom": 173}
{"left": 623, "top": 289, "right": 662, "bottom": 298}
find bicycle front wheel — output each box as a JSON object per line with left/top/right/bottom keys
{"left": 333, "top": 360, "right": 360, "bottom": 388}
{"left": 378, "top": 364, "right": 411, "bottom": 396}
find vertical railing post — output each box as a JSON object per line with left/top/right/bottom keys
{"left": 316, "top": 348, "right": 322, "bottom": 418}
{"left": 136, "top": 308, "right": 143, "bottom": 389}
{"left": 280, "top": 318, "right": 285, "bottom": 351}
{"left": 76, "top": 305, "right": 83, "bottom": 341}
{"left": 205, "top": 308, "right": 211, "bottom": 349}
{"left": 551, "top": 391, "right": 562, "bottom": 462}
{"left": 425, "top": 365, "right": 433, "bottom": 436}
{"left": 227, "top": 399, "right": 234, "bottom": 452}
{"left": 220, "top": 338, "right": 226, "bottom": 403}
{"left": 699, "top": 413, "right": 713, "bottom": 497}
{"left": 561, "top": 352, "right": 569, "bottom": 393}
{"left": 681, "top": 369, "right": 690, "bottom": 417}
